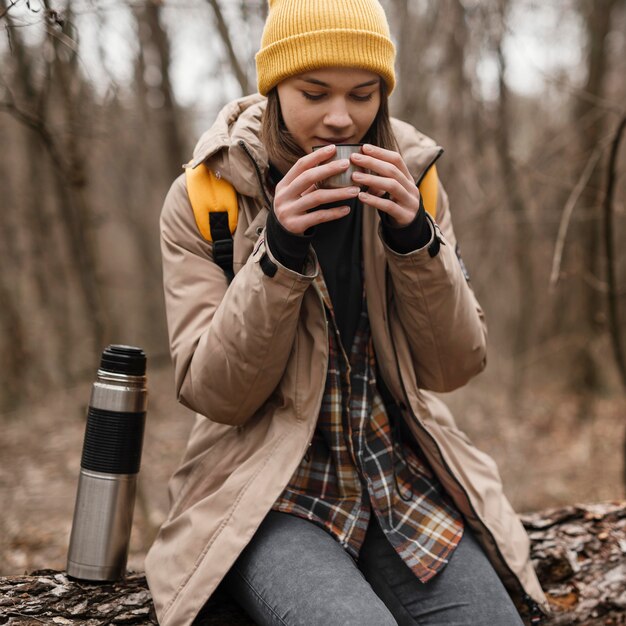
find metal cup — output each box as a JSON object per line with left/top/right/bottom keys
{"left": 312, "top": 143, "right": 367, "bottom": 189}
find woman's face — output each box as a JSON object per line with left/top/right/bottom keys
{"left": 276, "top": 67, "right": 381, "bottom": 154}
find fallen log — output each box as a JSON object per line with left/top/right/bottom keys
{"left": 0, "top": 502, "right": 624, "bottom": 625}
{"left": 521, "top": 501, "right": 626, "bottom": 625}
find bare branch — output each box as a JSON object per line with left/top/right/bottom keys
{"left": 548, "top": 148, "right": 602, "bottom": 291}
{"left": 205, "top": 0, "right": 250, "bottom": 95}
{"left": 0, "top": 89, "right": 72, "bottom": 181}
{"left": 0, "top": 0, "right": 20, "bottom": 20}
{"left": 43, "top": 21, "right": 79, "bottom": 55}
{"left": 603, "top": 114, "right": 626, "bottom": 389}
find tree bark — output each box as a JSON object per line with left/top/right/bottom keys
{"left": 0, "top": 0, "right": 74, "bottom": 397}
{"left": 603, "top": 114, "right": 626, "bottom": 390}
{"left": 141, "top": 0, "right": 185, "bottom": 178}
{"left": 569, "top": 0, "right": 619, "bottom": 400}
{"left": 1, "top": 502, "right": 624, "bottom": 625}
{"left": 206, "top": 0, "right": 250, "bottom": 95}
{"left": 389, "top": 0, "right": 437, "bottom": 123}
{"left": 493, "top": 0, "right": 536, "bottom": 400}
{"left": 522, "top": 501, "right": 626, "bottom": 624}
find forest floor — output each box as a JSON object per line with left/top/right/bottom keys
{"left": 0, "top": 364, "right": 624, "bottom": 577}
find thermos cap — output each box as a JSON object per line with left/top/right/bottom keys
{"left": 100, "top": 345, "right": 146, "bottom": 376}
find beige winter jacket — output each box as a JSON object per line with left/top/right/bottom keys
{"left": 145, "top": 93, "right": 549, "bottom": 626}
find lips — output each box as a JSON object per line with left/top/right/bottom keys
{"left": 314, "top": 136, "right": 352, "bottom": 145}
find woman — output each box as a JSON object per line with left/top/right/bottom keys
{"left": 145, "top": 1, "right": 548, "bottom": 625}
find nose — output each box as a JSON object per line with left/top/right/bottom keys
{"left": 323, "top": 97, "right": 352, "bottom": 131}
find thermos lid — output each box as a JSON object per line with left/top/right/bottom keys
{"left": 100, "top": 345, "right": 146, "bottom": 376}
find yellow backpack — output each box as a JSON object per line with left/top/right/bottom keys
{"left": 185, "top": 162, "right": 439, "bottom": 282}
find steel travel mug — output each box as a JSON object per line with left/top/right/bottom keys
{"left": 67, "top": 345, "right": 148, "bottom": 581}
{"left": 312, "top": 143, "right": 367, "bottom": 189}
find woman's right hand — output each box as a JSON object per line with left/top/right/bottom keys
{"left": 273, "top": 145, "right": 361, "bottom": 235}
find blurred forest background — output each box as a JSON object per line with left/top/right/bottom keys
{"left": 0, "top": 0, "right": 625, "bottom": 576}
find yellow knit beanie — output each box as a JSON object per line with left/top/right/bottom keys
{"left": 255, "top": 0, "right": 396, "bottom": 96}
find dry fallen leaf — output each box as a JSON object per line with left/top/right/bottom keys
{"left": 547, "top": 589, "right": 580, "bottom": 610}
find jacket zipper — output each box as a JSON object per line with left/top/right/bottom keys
{"left": 383, "top": 266, "right": 545, "bottom": 620}
{"left": 304, "top": 284, "right": 330, "bottom": 462}
{"left": 239, "top": 140, "right": 272, "bottom": 209}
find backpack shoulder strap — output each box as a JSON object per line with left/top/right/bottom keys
{"left": 185, "top": 162, "right": 238, "bottom": 283}
{"left": 417, "top": 163, "right": 438, "bottom": 220}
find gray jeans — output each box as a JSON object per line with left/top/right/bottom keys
{"left": 220, "top": 511, "right": 524, "bottom": 626}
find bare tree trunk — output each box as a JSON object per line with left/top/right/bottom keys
{"left": 22, "top": 132, "right": 75, "bottom": 385}
{"left": 6, "top": 6, "right": 73, "bottom": 384}
{"left": 442, "top": 0, "right": 471, "bottom": 143}
{"left": 440, "top": 0, "right": 489, "bottom": 219}
{"left": 131, "top": 1, "right": 185, "bottom": 348}
{"left": 0, "top": 276, "right": 28, "bottom": 411}
{"left": 45, "top": 9, "right": 110, "bottom": 353}
{"left": 493, "top": 1, "right": 536, "bottom": 399}
{"left": 142, "top": 0, "right": 185, "bottom": 178}
{"left": 0, "top": 1, "right": 85, "bottom": 399}
{"left": 569, "top": 0, "right": 619, "bottom": 404}
{"left": 602, "top": 115, "right": 626, "bottom": 490}
{"left": 0, "top": 167, "right": 29, "bottom": 411}
{"left": 206, "top": 0, "right": 250, "bottom": 95}
{"left": 390, "top": 0, "right": 438, "bottom": 124}
{"left": 603, "top": 115, "right": 626, "bottom": 390}
{"left": 259, "top": 0, "right": 268, "bottom": 21}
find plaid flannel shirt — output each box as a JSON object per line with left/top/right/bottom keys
{"left": 272, "top": 274, "right": 464, "bottom": 582}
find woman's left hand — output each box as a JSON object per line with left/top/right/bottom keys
{"left": 350, "top": 144, "right": 421, "bottom": 227}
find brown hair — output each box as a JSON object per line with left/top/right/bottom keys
{"left": 261, "top": 82, "right": 398, "bottom": 169}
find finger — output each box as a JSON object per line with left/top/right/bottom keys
{"left": 283, "top": 205, "right": 352, "bottom": 234}
{"left": 280, "top": 144, "right": 337, "bottom": 187}
{"left": 358, "top": 190, "right": 395, "bottom": 212}
{"left": 300, "top": 184, "right": 317, "bottom": 197}
{"left": 362, "top": 143, "right": 413, "bottom": 180}
{"left": 351, "top": 171, "right": 413, "bottom": 204}
{"left": 274, "top": 183, "right": 358, "bottom": 229}
{"left": 351, "top": 146, "right": 415, "bottom": 192}
{"left": 358, "top": 191, "right": 416, "bottom": 226}
{"left": 367, "top": 188, "right": 386, "bottom": 197}
{"left": 351, "top": 154, "right": 414, "bottom": 194}
{"left": 290, "top": 186, "right": 360, "bottom": 216}
{"left": 290, "top": 158, "right": 352, "bottom": 196}
{"left": 298, "top": 205, "right": 352, "bottom": 231}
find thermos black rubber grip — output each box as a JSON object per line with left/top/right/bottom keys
{"left": 81, "top": 408, "right": 146, "bottom": 474}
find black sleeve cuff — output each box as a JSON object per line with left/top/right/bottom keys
{"left": 379, "top": 195, "right": 431, "bottom": 254}
{"left": 265, "top": 207, "right": 312, "bottom": 273}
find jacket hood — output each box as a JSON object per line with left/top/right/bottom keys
{"left": 189, "top": 93, "right": 269, "bottom": 199}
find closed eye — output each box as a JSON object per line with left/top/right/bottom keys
{"left": 351, "top": 92, "right": 375, "bottom": 102}
{"left": 302, "top": 91, "right": 326, "bottom": 101}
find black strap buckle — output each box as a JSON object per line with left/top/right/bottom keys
{"left": 212, "top": 238, "right": 233, "bottom": 265}
{"left": 212, "top": 238, "right": 235, "bottom": 283}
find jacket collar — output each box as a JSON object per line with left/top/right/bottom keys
{"left": 389, "top": 118, "right": 444, "bottom": 183}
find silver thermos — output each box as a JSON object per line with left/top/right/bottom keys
{"left": 67, "top": 345, "right": 148, "bottom": 581}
